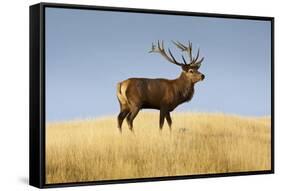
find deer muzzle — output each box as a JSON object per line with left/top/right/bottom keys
{"left": 201, "top": 74, "right": 205, "bottom": 81}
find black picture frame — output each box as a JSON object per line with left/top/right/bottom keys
{"left": 30, "top": 2, "right": 274, "bottom": 189}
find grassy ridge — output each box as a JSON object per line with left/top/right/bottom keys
{"left": 46, "top": 112, "right": 271, "bottom": 184}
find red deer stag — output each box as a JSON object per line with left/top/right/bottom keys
{"left": 117, "top": 40, "right": 205, "bottom": 132}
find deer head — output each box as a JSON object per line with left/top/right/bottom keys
{"left": 149, "top": 40, "right": 205, "bottom": 83}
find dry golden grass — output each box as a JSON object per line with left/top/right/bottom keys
{"left": 46, "top": 112, "right": 271, "bottom": 184}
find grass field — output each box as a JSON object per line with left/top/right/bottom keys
{"left": 46, "top": 112, "right": 271, "bottom": 184}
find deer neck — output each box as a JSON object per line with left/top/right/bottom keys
{"left": 174, "top": 72, "right": 195, "bottom": 103}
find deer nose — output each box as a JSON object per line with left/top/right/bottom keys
{"left": 201, "top": 74, "right": 205, "bottom": 80}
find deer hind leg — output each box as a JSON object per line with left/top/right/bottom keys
{"left": 117, "top": 109, "right": 129, "bottom": 132}
{"left": 117, "top": 94, "right": 129, "bottom": 132}
{"left": 126, "top": 106, "right": 140, "bottom": 132}
{"left": 117, "top": 82, "right": 130, "bottom": 132}
{"left": 165, "top": 112, "right": 172, "bottom": 131}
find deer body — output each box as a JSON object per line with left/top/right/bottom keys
{"left": 117, "top": 41, "right": 205, "bottom": 132}
{"left": 118, "top": 73, "right": 194, "bottom": 110}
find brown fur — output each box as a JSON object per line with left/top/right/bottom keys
{"left": 117, "top": 68, "right": 204, "bottom": 132}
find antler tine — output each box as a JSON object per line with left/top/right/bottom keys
{"left": 192, "top": 48, "right": 200, "bottom": 63}
{"left": 194, "top": 57, "right": 204, "bottom": 68}
{"left": 188, "top": 41, "right": 192, "bottom": 48}
{"left": 148, "top": 42, "right": 156, "bottom": 53}
{"left": 150, "top": 40, "right": 184, "bottom": 67}
{"left": 157, "top": 40, "right": 161, "bottom": 50}
{"left": 181, "top": 55, "right": 187, "bottom": 65}
{"left": 176, "top": 41, "right": 189, "bottom": 51}
{"left": 172, "top": 41, "right": 186, "bottom": 51}
{"left": 188, "top": 41, "right": 193, "bottom": 62}
{"left": 168, "top": 49, "right": 184, "bottom": 66}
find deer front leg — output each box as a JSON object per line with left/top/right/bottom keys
{"left": 165, "top": 112, "right": 172, "bottom": 131}
{"left": 159, "top": 109, "right": 166, "bottom": 130}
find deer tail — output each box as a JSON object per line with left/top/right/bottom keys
{"left": 117, "top": 82, "right": 122, "bottom": 95}
{"left": 117, "top": 82, "right": 128, "bottom": 106}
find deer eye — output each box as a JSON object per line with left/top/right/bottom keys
{"left": 189, "top": 69, "right": 194, "bottom": 73}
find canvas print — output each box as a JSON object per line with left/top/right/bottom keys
{"left": 45, "top": 7, "right": 272, "bottom": 184}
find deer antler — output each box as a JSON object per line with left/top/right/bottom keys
{"left": 150, "top": 40, "right": 204, "bottom": 68}
{"left": 172, "top": 41, "right": 204, "bottom": 68}
{"left": 149, "top": 40, "right": 185, "bottom": 67}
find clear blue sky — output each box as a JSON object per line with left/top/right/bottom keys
{"left": 45, "top": 7, "right": 271, "bottom": 122}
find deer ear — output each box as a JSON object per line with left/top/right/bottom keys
{"left": 188, "top": 69, "right": 194, "bottom": 73}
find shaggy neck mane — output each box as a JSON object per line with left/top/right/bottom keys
{"left": 174, "top": 72, "right": 195, "bottom": 103}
